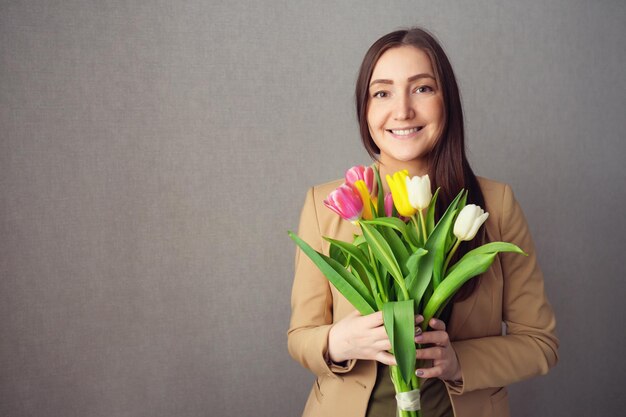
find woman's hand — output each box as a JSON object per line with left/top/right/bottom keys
{"left": 414, "top": 317, "right": 462, "bottom": 382}
{"left": 328, "top": 310, "right": 396, "bottom": 365}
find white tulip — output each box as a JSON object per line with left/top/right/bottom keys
{"left": 453, "top": 204, "right": 489, "bottom": 241}
{"left": 405, "top": 175, "right": 432, "bottom": 211}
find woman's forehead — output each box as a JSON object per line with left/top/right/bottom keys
{"left": 370, "top": 46, "right": 435, "bottom": 81}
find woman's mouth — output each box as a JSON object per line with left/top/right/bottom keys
{"left": 387, "top": 127, "right": 423, "bottom": 137}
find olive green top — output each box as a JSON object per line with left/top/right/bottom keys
{"left": 365, "top": 363, "right": 453, "bottom": 417}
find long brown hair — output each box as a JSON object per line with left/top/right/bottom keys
{"left": 355, "top": 28, "right": 486, "bottom": 301}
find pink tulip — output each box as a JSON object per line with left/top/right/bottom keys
{"left": 345, "top": 165, "right": 376, "bottom": 195}
{"left": 385, "top": 192, "right": 394, "bottom": 217}
{"left": 324, "top": 184, "right": 363, "bottom": 222}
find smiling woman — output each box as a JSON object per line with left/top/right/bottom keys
{"left": 288, "top": 27, "right": 558, "bottom": 417}
{"left": 366, "top": 46, "right": 444, "bottom": 180}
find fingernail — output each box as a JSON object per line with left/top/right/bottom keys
{"left": 415, "top": 335, "right": 423, "bottom": 342}
{"left": 415, "top": 370, "right": 424, "bottom": 376}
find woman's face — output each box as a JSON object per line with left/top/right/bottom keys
{"left": 367, "top": 46, "right": 444, "bottom": 172}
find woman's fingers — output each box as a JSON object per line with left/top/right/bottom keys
{"left": 413, "top": 330, "right": 462, "bottom": 380}
{"left": 415, "top": 346, "right": 446, "bottom": 360}
{"left": 415, "top": 364, "right": 443, "bottom": 379}
{"left": 373, "top": 338, "right": 392, "bottom": 352}
{"left": 414, "top": 330, "right": 450, "bottom": 346}
{"left": 428, "top": 318, "right": 446, "bottom": 331}
{"left": 414, "top": 346, "right": 454, "bottom": 379}
{"left": 361, "top": 310, "right": 384, "bottom": 328}
{"left": 412, "top": 319, "right": 461, "bottom": 380}
{"left": 375, "top": 351, "right": 397, "bottom": 366}
{"left": 332, "top": 311, "right": 457, "bottom": 369}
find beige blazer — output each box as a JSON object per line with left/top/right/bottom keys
{"left": 288, "top": 176, "right": 558, "bottom": 417}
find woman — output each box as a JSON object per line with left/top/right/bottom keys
{"left": 288, "top": 27, "right": 558, "bottom": 417}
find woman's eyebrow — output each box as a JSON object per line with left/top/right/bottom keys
{"left": 369, "top": 73, "right": 435, "bottom": 87}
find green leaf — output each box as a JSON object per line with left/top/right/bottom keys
{"left": 382, "top": 302, "right": 395, "bottom": 351}
{"left": 329, "top": 243, "right": 348, "bottom": 266}
{"left": 349, "top": 265, "right": 381, "bottom": 309}
{"left": 319, "top": 254, "right": 377, "bottom": 313}
{"left": 360, "top": 222, "right": 406, "bottom": 297}
{"left": 415, "top": 215, "right": 425, "bottom": 247}
{"left": 380, "top": 226, "right": 409, "bottom": 276}
{"left": 383, "top": 301, "right": 416, "bottom": 385}
{"left": 288, "top": 231, "right": 376, "bottom": 315}
{"left": 423, "top": 252, "right": 496, "bottom": 327}
{"left": 422, "top": 284, "right": 433, "bottom": 312}
{"left": 447, "top": 242, "right": 527, "bottom": 275}
{"left": 406, "top": 219, "right": 421, "bottom": 248}
{"left": 378, "top": 262, "right": 391, "bottom": 298}
{"left": 325, "top": 237, "right": 384, "bottom": 310}
{"left": 405, "top": 248, "right": 427, "bottom": 286}
{"left": 426, "top": 187, "right": 440, "bottom": 235}
{"left": 362, "top": 217, "right": 410, "bottom": 242}
{"left": 445, "top": 192, "right": 468, "bottom": 253}
{"left": 347, "top": 253, "right": 372, "bottom": 291}
{"left": 408, "top": 252, "right": 433, "bottom": 309}
{"left": 426, "top": 189, "right": 466, "bottom": 289}
{"left": 422, "top": 242, "right": 525, "bottom": 327}
{"left": 373, "top": 165, "right": 386, "bottom": 218}
{"left": 459, "top": 191, "right": 468, "bottom": 212}
{"left": 466, "top": 241, "right": 526, "bottom": 257}
{"left": 405, "top": 190, "right": 464, "bottom": 310}
{"left": 405, "top": 248, "right": 429, "bottom": 308}
{"left": 324, "top": 237, "right": 372, "bottom": 274}
{"left": 353, "top": 234, "right": 366, "bottom": 247}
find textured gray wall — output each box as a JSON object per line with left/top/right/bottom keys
{"left": 1, "top": 1, "right": 624, "bottom": 416}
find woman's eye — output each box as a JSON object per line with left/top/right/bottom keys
{"left": 415, "top": 85, "right": 434, "bottom": 94}
{"left": 372, "top": 91, "right": 388, "bottom": 98}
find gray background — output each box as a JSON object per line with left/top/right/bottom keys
{"left": 1, "top": 0, "right": 625, "bottom": 416}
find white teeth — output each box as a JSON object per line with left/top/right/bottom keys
{"left": 390, "top": 127, "right": 421, "bottom": 135}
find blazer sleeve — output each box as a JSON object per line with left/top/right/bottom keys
{"left": 448, "top": 184, "right": 559, "bottom": 394}
{"left": 287, "top": 187, "right": 356, "bottom": 378}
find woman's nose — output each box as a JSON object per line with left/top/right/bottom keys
{"left": 393, "top": 94, "right": 415, "bottom": 120}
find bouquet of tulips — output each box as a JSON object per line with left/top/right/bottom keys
{"left": 288, "top": 165, "right": 525, "bottom": 417}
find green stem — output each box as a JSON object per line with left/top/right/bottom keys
{"left": 392, "top": 271, "right": 410, "bottom": 301}
{"left": 389, "top": 364, "right": 421, "bottom": 417}
{"left": 418, "top": 209, "right": 428, "bottom": 241}
{"left": 369, "top": 245, "right": 387, "bottom": 302}
{"left": 442, "top": 238, "right": 461, "bottom": 278}
{"left": 410, "top": 215, "right": 421, "bottom": 244}
{"left": 413, "top": 353, "right": 422, "bottom": 417}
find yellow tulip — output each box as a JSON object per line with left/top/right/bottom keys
{"left": 386, "top": 170, "right": 417, "bottom": 217}
{"left": 353, "top": 180, "right": 375, "bottom": 220}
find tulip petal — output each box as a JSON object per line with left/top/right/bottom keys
{"left": 324, "top": 184, "right": 363, "bottom": 222}
{"left": 453, "top": 204, "right": 489, "bottom": 241}
{"left": 387, "top": 171, "right": 416, "bottom": 217}
{"left": 354, "top": 180, "right": 374, "bottom": 220}
{"left": 406, "top": 174, "right": 432, "bottom": 211}
{"left": 346, "top": 165, "right": 376, "bottom": 195}
{"left": 466, "top": 212, "right": 489, "bottom": 242}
